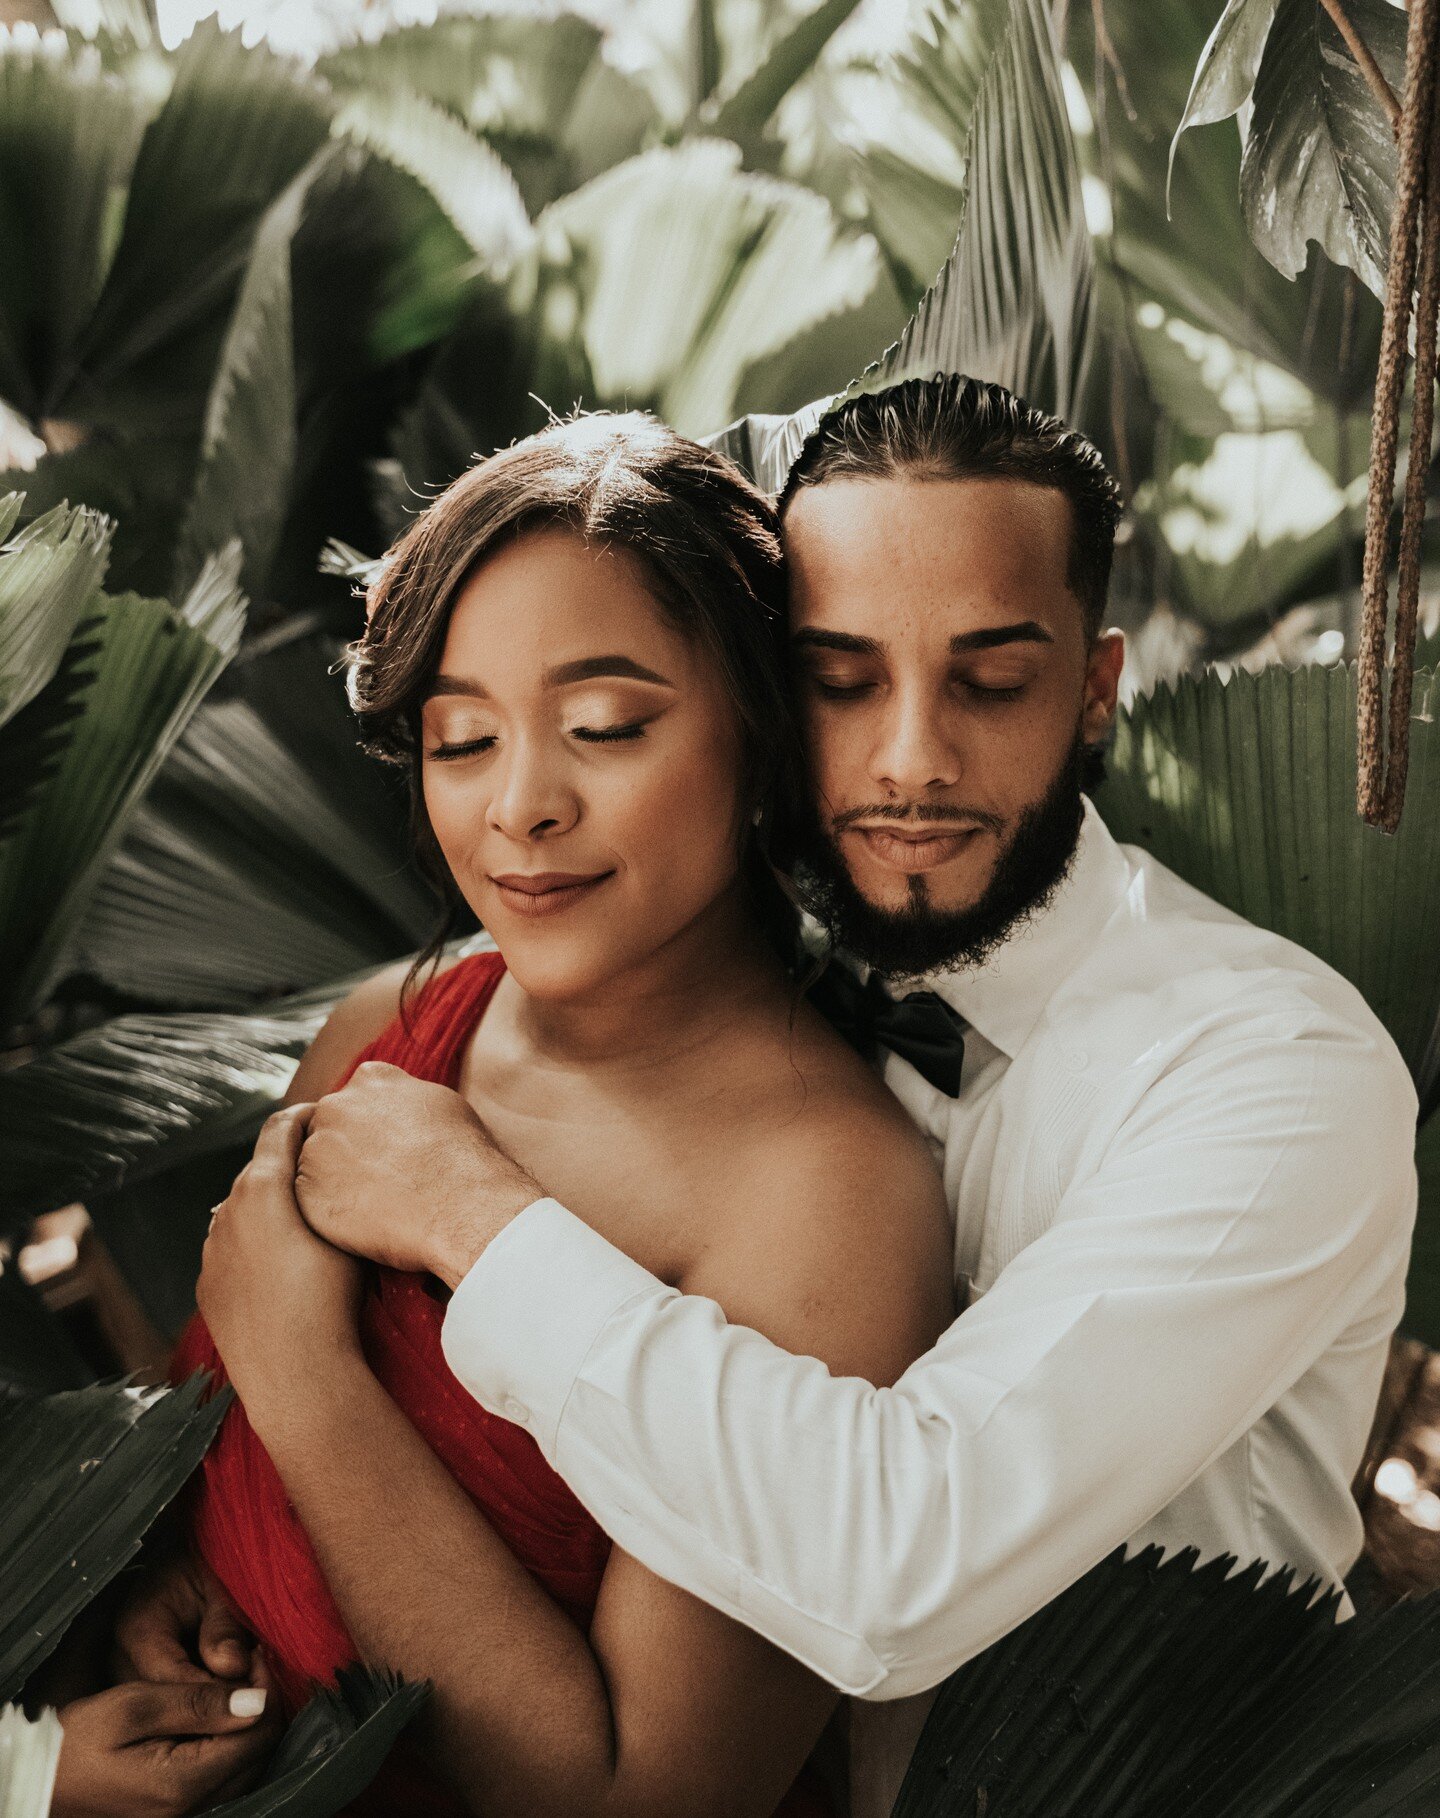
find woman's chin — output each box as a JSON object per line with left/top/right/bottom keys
{"left": 491, "top": 938, "right": 625, "bottom": 1003}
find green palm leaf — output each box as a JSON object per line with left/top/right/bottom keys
{"left": 706, "top": 0, "right": 1091, "bottom": 495}
{"left": 896, "top": 1542, "right": 1440, "bottom": 1816}
{"left": 0, "top": 980, "right": 339, "bottom": 1234}
{"left": 1094, "top": 661, "right": 1440, "bottom": 1107}
{"left": 0, "top": 1375, "right": 229, "bottom": 1701}
{"left": 200, "top": 1668, "right": 427, "bottom": 1818}
{"left": 539, "top": 138, "right": 881, "bottom": 438}
{"left": 697, "top": 0, "right": 866, "bottom": 151}
{"left": 0, "top": 495, "right": 112, "bottom": 726}
{"left": 71, "top": 639, "right": 436, "bottom": 1008}
{"left": 68, "top": 21, "right": 332, "bottom": 431}
{"left": 170, "top": 146, "right": 338, "bottom": 602}
{"left": 0, "top": 33, "right": 150, "bottom": 421}
{"left": 0, "top": 1704, "right": 63, "bottom": 1818}
{"left": 0, "top": 548, "right": 245, "bottom": 1029}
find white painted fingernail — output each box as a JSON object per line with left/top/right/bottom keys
{"left": 230, "top": 1688, "right": 267, "bottom": 1718}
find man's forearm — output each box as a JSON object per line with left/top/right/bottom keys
{"left": 247, "top": 1359, "right": 621, "bottom": 1818}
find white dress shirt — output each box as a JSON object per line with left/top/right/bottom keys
{"left": 440, "top": 797, "right": 1418, "bottom": 1817}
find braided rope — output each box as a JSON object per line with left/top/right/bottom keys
{"left": 1357, "top": 0, "right": 1440, "bottom": 832}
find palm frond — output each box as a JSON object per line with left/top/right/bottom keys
{"left": 0, "top": 610, "right": 104, "bottom": 845}
{"left": 1094, "top": 661, "right": 1440, "bottom": 1109}
{"left": 698, "top": 0, "right": 865, "bottom": 150}
{"left": 0, "top": 550, "right": 246, "bottom": 1030}
{"left": 0, "top": 1703, "right": 63, "bottom": 1818}
{"left": 539, "top": 138, "right": 881, "bottom": 438}
{"left": 201, "top": 1668, "right": 427, "bottom": 1818}
{"left": 69, "top": 21, "right": 333, "bottom": 427}
{"left": 171, "top": 146, "right": 340, "bottom": 602}
{"left": 897, "top": 1541, "right": 1440, "bottom": 1816}
{"left": 0, "top": 495, "right": 112, "bottom": 726}
{"left": 703, "top": 0, "right": 1090, "bottom": 495}
{"left": 0, "top": 981, "right": 339, "bottom": 1232}
{"left": 0, "top": 1375, "right": 228, "bottom": 1701}
{"left": 0, "top": 34, "right": 150, "bottom": 420}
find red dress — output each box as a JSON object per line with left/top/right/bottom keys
{"left": 170, "top": 951, "right": 833, "bottom": 1817}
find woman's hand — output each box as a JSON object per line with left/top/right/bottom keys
{"left": 112, "top": 1554, "right": 257, "bottom": 1688}
{"left": 49, "top": 1675, "right": 280, "bottom": 1818}
{"left": 197, "top": 1105, "right": 364, "bottom": 1428}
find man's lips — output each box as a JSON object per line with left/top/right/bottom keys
{"left": 844, "top": 824, "right": 987, "bottom": 875}
{"left": 489, "top": 870, "right": 615, "bottom": 916}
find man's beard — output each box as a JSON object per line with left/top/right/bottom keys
{"left": 795, "top": 734, "right": 1088, "bottom": 982}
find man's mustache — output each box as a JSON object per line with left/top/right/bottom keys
{"left": 831, "top": 803, "right": 1006, "bottom": 835}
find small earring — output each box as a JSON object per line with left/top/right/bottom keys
{"left": 750, "top": 805, "right": 764, "bottom": 828}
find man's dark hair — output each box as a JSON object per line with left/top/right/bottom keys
{"left": 780, "top": 373, "right": 1124, "bottom": 639}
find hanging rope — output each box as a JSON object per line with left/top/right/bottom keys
{"left": 1356, "top": 0, "right": 1440, "bottom": 833}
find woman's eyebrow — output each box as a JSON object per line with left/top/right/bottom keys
{"left": 423, "top": 656, "right": 675, "bottom": 703}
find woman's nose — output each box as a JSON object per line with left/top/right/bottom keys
{"left": 486, "top": 741, "right": 580, "bottom": 841}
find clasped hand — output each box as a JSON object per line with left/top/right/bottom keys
{"left": 198, "top": 1063, "right": 540, "bottom": 1411}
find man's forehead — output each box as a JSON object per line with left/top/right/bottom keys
{"left": 783, "top": 476, "right": 1076, "bottom": 640}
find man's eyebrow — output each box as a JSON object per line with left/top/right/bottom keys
{"left": 790, "top": 629, "right": 885, "bottom": 657}
{"left": 423, "top": 655, "right": 674, "bottom": 701}
{"left": 950, "top": 622, "right": 1054, "bottom": 652}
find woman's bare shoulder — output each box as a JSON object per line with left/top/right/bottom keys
{"left": 282, "top": 950, "right": 470, "bottom": 1104}
{"left": 688, "top": 1013, "right": 957, "bottom": 1385}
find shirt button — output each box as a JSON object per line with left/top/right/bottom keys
{"left": 503, "top": 1397, "right": 529, "bottom": 1424}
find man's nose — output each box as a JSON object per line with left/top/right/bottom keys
{"left": 486, "top": 739, "right": 579, "bottom": 841}
{"left": 869, "top": 692, "right": 961, "bottom": 796}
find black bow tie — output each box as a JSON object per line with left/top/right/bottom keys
{"left": 807, "top": 960, "right": 967, "bottom": 1097}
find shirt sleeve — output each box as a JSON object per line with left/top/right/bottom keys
{"left": 439, "top": 1017, "right": 1418, "bottom": 1701}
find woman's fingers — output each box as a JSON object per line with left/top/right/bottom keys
{"left": 196, "top": 1575, "right": 255, "bottom": 1681}
{"left": 112, "top": 1556, "right": 219, "bottom": 1686}
{"left": 111, "top": 1678, "right": 269, "bottom": 1741}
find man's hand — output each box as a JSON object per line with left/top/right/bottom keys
{"left": 294, "top": 1062, "right": 542, "bottom": 1288}
{"left": 112, "top": 1554, "right": 255, "bottom": 1688}
{"left": 198, "top": 1106, "right": 365, "bottom": 1424}
{"left": 50, "top": 1675, "right": 281, "bottom": 1818}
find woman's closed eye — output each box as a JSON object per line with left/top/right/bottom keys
{"left": 427, "top": 722, "right": 649, "bottom": 760}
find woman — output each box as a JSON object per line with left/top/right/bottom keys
{"left": 165, "top": 413, "right": 954, "bottom": 1817}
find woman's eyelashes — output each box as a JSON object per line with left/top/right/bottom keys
{"left": 426, "top": 722, "right": 649, "bottom": 761}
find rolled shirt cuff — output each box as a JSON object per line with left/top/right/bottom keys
{"left": 439, "top": 1196, "right": 670, "bottom": 1456}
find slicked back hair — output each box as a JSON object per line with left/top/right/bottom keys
{"left": 780, "top": 374, "right": 1124, "bottom": 639}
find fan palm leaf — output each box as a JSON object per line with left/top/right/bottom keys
{"left": 896, "top": 1542, "right": 1440, "bottom": 1816}
{"left": 0, "top": 495, "right": 111, "bottom": 725}
{"left": 0, "top": 547, "right": 245, "bottom": 1030}
{"left": 0, "top": 1375, "right": 229, "bottom": 1701}
{"left": 696, "top": 0, "right": 866, "bottom": 152}
{"left": 0, "top": 32, "right": 151, "bottom": 423}
{"left": 705, "top": 0, "right": 1091, "bottom": 496}
{"left": 1094, "top": 661, "right": 1440, "bottom": 1107}
{"left": 199, "top": 1669, "right": 427, "bottom": 1818}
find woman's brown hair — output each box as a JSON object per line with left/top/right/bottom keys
{"left": 345, "top": 410, "right": 805, "bottom": 1028}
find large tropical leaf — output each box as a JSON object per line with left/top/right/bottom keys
{"left": 896, "top": 1540, "right": 1440, "bottom": 1816}
{"left": 0, "top": 494, "right": 111, "bottom": 726}
{"left": 537, "top": 138, "right": 882, "bottom": 439}
{"left": 706, "top": 0, "right": 1091, "bottom": 496}
{"left": 0, "top": 548, "right": 245, "bottom": 1029}
{"left": 200, "top": 1668, "right": 427, "bottom": 1818}
{"left": 0, "top": 1704, "right": 63, "bottom": 1818}
{"left": 317, "top": 9, "right": 654, "bottom": 215}
{"left": 1241, "top": 0, "right": 1407, "bottom": 299}
{"left": 0, "top": 32, "right": 151, "bottom": 421}
{"left": 170, "top": 147, "right": 339, "bottom": 603}
{"left": 0, "top": 1375, "right": 228, "bottom": 1700}
{"left": 71, "top": 633, "right": 435, "bottom": 1008}
{"left": 0, "top": 981, "right": 339, "bottom": 1234}
{"left": 697, "top": 0, "right": 866, "bottom": 152}
{"left": 1094, "top": 661, "right": 1440, "bottom": 1110}
{"left": 65, "top": 21, "right": 333, "bottom": 432}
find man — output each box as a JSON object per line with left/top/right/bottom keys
{"left": 154, "top": 376, "right": 1421, "bottom": 1811}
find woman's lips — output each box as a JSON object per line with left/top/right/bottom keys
{"left": 847, "top": 825, "right": 982, "bottom": 875}
{"left": 490, "top": 871, "right": 615, "bottom": 917}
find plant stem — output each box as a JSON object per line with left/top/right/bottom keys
{"left": 1319, "top": 0, "right": 1403, "bottom": 134}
